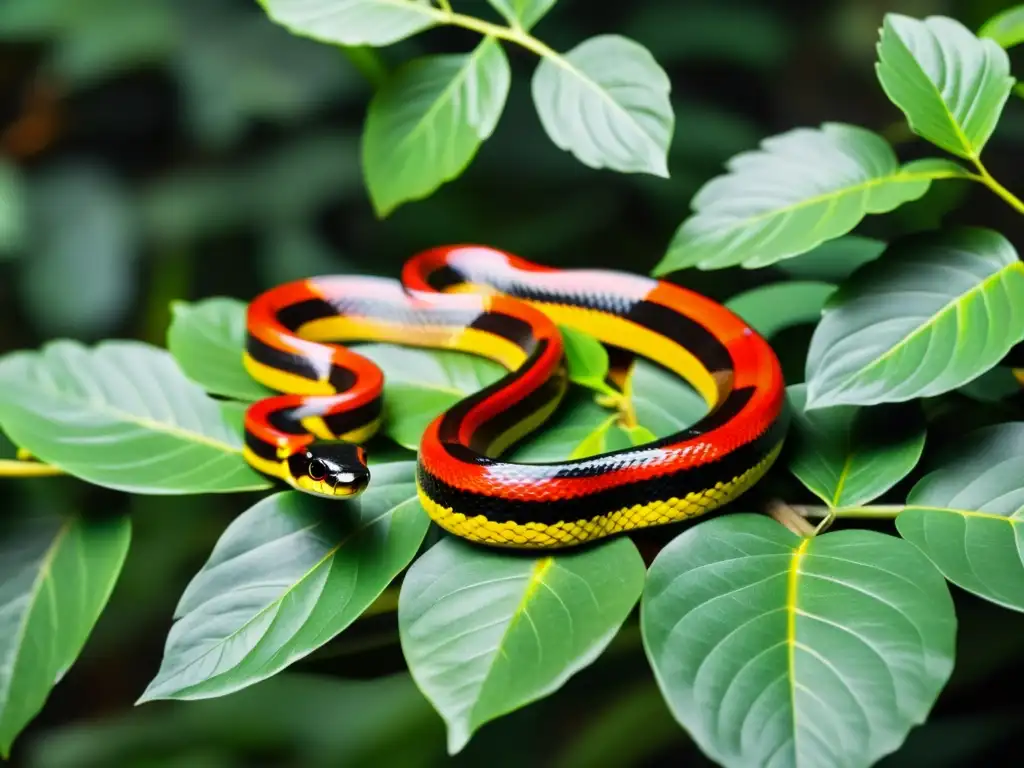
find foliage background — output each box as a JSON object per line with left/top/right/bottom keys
{"left": 1, "top": 0, "right": 1024, "bottom": 765}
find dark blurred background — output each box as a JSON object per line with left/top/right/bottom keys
{"left": 2, "top": 0, "right": 1024, "bottom": 765}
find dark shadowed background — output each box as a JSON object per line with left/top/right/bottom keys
{"left": 2, "top": 0, "right": 1023, "bottom": 765}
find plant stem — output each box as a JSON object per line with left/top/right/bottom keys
{"left": 435, "top": 0, "right": 453, "bottom": 12}
{"left": 766, "top": 500, "right": 817, "bottom": 537}
{"left": 340, "top": 45, "right": 389, "bottom": 89}
{"left": 0, "top": 459, "right": 64, "bottom": 477}
{"left": 973, "top": 158, "right": 1024, "bottom": 214}
{"left": 794, "top": 504, "right": 905, "bottom": 519}
{"left": 436, "top": 8, "right": 560, "bottom": 60}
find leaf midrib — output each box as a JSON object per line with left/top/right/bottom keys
{"left": 390, "top": 38, "right": 494, "bottom": 158}
{"left": 695, "top": 167, "right": 958, "bottom": 237}
{"left": 825, "top": 262, "right": 1022, "bottom": 397}
{"left": 785, "top": 538, "right": 811, "bottom": 765}
{"left": 902, "top": 504, "right": 1023, "bottom": 523}
{"left": 884, "top": 21, "right": 979, "bottom": 158}
{"left": 0, "top": 522, "right": 70, "bottom": 715}
{"left": 142, "top": 495, "right": 411, "bottom": 698}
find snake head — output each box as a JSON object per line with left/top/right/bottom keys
{"left": 288, "top": 443, "right": 370, "bottom": 499}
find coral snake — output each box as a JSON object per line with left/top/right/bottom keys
{"left": 242, "top": 244, "right": 789, "bottom": 549}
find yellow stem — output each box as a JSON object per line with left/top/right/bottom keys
{"left": 0, "top": 459, "right": 65, "bottom": 477}
{"left": 432, "top": 8, "right": 560, "bottom": 60}
{"left": 973, "top": 158, "right": 1024, "bottom": 215}
{"left": 435, "top": 0, "right": 452, "bottom": 13}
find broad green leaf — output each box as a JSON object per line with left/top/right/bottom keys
{"left": 629, "top": 358, "right": 708, "bottom": 436}
{"left": 399, "top": 536, "right": 645, "bottom": 754}
{"left": 876, "top": 14, "right": 1015, "bottom": 159}
{"left": 258, "top": 0, "right": 438, "bottom": 47}
{"left": 805, "top": 227, "right": 1024, "bottom": 408}
{"left": 652, "top": 123, "right": 969, "bottom": 273}
{"left": 486, "top": 0, "right": 555, "bottom": 31}
{"left": 532, "top": 35, "right": 673, "bottom": 177}
{"left": 980, "top": 5, "right": 1024, "bottom": 49}
{"left": 958, "top": 365, "right": 1021, "bottom": 402}
{"left": 0, "top": 514, "right": 131, "bottom": 757}
{"left": 897, "top": 423, "right": 1024, "bottom": 611}
{"left": 725, "top": 282, "right": 835, "bottom": 339}
{"left": 558, "top": 326, "right": 613, "bottom": 395}
{"left": 363, "top": 39, "right": 511, "bottom": 216}
{"left": 508, "top": 393, "right": 619, "bottom": 462}
{"left": 0, "top": 160, "right": 25, "bottom": 255}
{"left": 356, "top": 344, "right": 505, "bottom": 450}
{"left": 776, "top": 235, "right": 886, "bottom": 282}
{"left": 641, "top": 514, "right": 956, "bottom": 768}
{"left": 786, "top": 384, "right": 925, "bottom": 508}
{"left": 22, "top": 162, "right": 139, "bottom": 337}
{"left": 167, "top": 298, "right": 273, "bottom": 401}
{"left": 140, "top": 463, "right": 427, "bottom": 701}
{"left": 0, "top": 340, "right": 269, "bottom": 494}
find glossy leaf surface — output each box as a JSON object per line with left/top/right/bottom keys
{"left": 642, "top": 514, "right": 956, "bottom": 768}
{"left": 653, "top": 123, "right": 967, "bottom": 272}
{"left": 532, "top": 35, "right": 673, "bottom": 176}
{"left": 805, "top": 227, "right": 1024, "bottom": 408}
{"left": 259, "top": 0, "right": 438, "bottom": 47}
{"left": 0, "top": 340, "right": 269, "bottom": 493}
{"left": 399, "top": 536, "right": 645, "bottom": 754}
{"left": 363, "top": 39, "right": 511, "bottom": 216}
{"left": 0, "top": 514, "right": 131, "bottom": 756}
{"left": 787, "top": 384, "right": 926, "bottom": 507}
{"left": 141, "top": 463, "right": 427, "bottom": 700}
{"left": 876, "top": 14, "right": 1014, "bottom": 158}
{"left": 897, "top": 423, "right": 1024, "bottom": 611}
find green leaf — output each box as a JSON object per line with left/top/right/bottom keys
{"left": 486, "top": 0, "right": 555, "bottom": 31}
{"left": 641, "top": 514, "right": 956, "bottom": 768}
{"left": 958, "top": 365, "right": 1022, "bottom": 402}
{"left": 775, "top": 235, "right": 886, "bottom": 282}
{"left": 532, "top": 34, "right": 673, "bottom": 177}
{"left": 805, "top": 227, "right": 1024, "bottom": 408}
{"left": 0, "top": 514, "right": 131, "bottom": 757}
{"left": 558, "top": 326, "right": 613, "bottom": 395}
{"left": 140, "top": 463, "right": 426, "bottom": 700}
{"left": 786, "top": 384, "right": 926, "bottom": 508}
{"left": 258, "top": 0, "right": 438, "bottom": 47}
{"left": 725, "top": 282, "right": 835, "bottom": 339}
{"left": 629, "top": 358, "right": 708, "bottom": 437}
{"left": 980, "top": 5, "right": 1024, "bottom": 49}
{"left": 363, "top": 39, "right": 511, "bottom": 216}
{"left": 876, "top": 13, "right": 1015, "bottom": 159}
{"left": 167, "top": 298, "right": 273, "bottom": 401}
{"left": 357, "top": 344, "right": 505, "bottom": 450}
{"left": 0, "top": 340, "right": 269, "bottom": 494}
{"left": 652, "top": 123, "right": 969, "bottom": 273}
{"left": 399, "top": 536, "right": 645, "bottom": 754}
{"left": 0, "top": 159, "right": 25, "bottom": 256}
{"left": 897, "top": 423, "right": 1024, "bottom": 611}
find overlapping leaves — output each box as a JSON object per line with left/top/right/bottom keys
{"left": 653, "top": 123, "right": 966, "bottom": 273}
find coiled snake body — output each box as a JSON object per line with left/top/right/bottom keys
{"left": 242, "top": 245, "right": 788, "bottom": 549}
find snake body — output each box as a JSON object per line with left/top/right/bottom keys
{"left": 242, "top": 245, "right": 788, "bottom": 549}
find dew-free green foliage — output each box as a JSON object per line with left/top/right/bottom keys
{"left": 3, "top": 4, "right": 1024, "bottom": 767}
{"left": 653, "top": 124, "right": 967, "bottom": 272}
{"left": 980, "top": 5, "right": 1024, "bottom": 50}
{"left": 0, "top": 340, "right": 270, "bottom": 494}
{"left": 787, "top": 384, "right": 926, "bottom": 508}
{"left": 641, "top": 514, "right": 956, "bottom": 768}
{"left": 876, "top": 14, "right": 1014, "bottom": 160}
{"left": 362, "top": 39, "right": 511, "bottom": 215}
{"left": 897, "top": 424, "right": 1024, "bottom": 611}
{"left": 531, "top": 35, "right": 673, "bottom": 177}
{"left": 141, "top": 465, "right": 427, "bottom": 701}
{"left": 0, "top": 514, "right": 131, "bottom": 757}
{"left": 400, "top": 536, "right": 646, "bottom": 754}
{"left": 805, "top": 228, "right": 1024, "bottom": 408}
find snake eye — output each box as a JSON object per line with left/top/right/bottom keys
{"left": 308, "top": 458, "right": 327, "bottom": 481}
